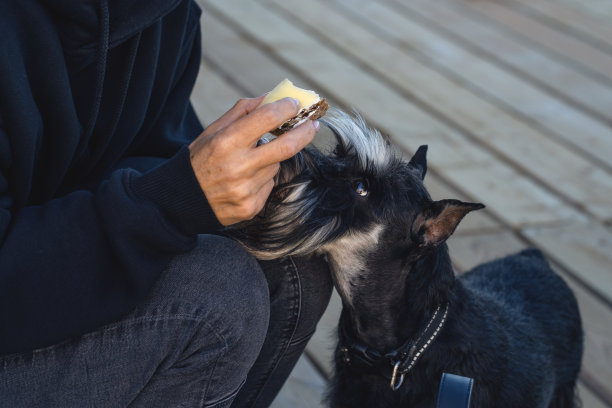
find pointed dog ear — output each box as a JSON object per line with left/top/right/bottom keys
{"left": 413, "top": 199, "right": 485, "bottom": 247}
{"left": 409, "top": 145, "right": 428, "bottom": 180}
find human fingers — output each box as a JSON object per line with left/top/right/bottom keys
{"left": 252, "top": 120, "right": 319, "bottom": 168}
{"left": 220, "top": 97, "right": 300, "bottom": 147}
{"left": 210, "top": 175, "right": 277, "bottom": 226}
{"left": 201, "top": 95, "right": 267, "bottom": 138}
{"left": 255, "top": 178, "right": 276, "bottom": 214}
{"left": 222, "top": 162, "right": 280, "bottom": 206}
{"left": 252, "top": 162, "right": 281, "bottom": 189}
{"left": 245, "top": 178, "right": 276, "bottom": 223}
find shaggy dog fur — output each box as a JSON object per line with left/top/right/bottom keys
{"left": 228, "top": 110, "right": 584, "bottom": 407}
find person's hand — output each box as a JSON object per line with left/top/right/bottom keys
{"left": 189, "top": 95, "right": 319, "bottom": 226}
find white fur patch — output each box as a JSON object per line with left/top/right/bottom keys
{"left": 323, "top": 109, "right": 395, "bottom": 174}
{"left": 320, "top": 224, "right": 385, "bottom": 304}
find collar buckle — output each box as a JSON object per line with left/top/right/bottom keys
{"left": 340, "top": 302, "right": 450, "bottom": 391}
{"left": 390, "top": 361, "right": 405, "bottom": 391}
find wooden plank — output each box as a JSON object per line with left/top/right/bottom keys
{"left": 522, "top": 221, "right": 612, "bottom": 305}
{"left": 201, "top": 9, "right": 493, "bottom": 174}
{"left": 191, "top": 60, "right": 245, "bottom": 127}
{"left": 447, "top": 230, "right": 527, "bottom": 273}
{"left": 270, "top": 354, "right": 327, "bottom": 408}
{"left": 267, "top": 0, "right": 612, "bottom": 222}
{"left": 580, "top": 383, "right": 612, "bottom": 408}
{"left": 392, "top": 0, "right": 612, "bottom": 126}
{"left": 451, "top": 0, "right": 612, "bottom": 83}
{"left": 333, "top": 0, "right": 612, "bottom": 173}
{"left": 260, "top": 0, "right": 608, "bottom": 222}
{"left": 306, "top": 290, "right": 342, "bottom": 379}
{"left": 199, "top": 0, "right": 492, "bottom": 175}
{"left": 425, "top": 173, "right": 503, "bottom": 235}
{"left": 201, "top": 0, "right": 586, "bottom": 229}
{"left": 556, "top": 0, "right": 612, "bottom": 25}
{"left": 566, "top": 267, "right": 612, "bottom": 406}
{"left": 505, "top": 0, "right": 612, "bottom": 51}
{"left": 443, "top": 164, "right": 588, "bottom": 228}
{"left": 199, "top": 9, "right": 291, "bottom": 97}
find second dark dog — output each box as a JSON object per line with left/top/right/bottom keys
{"left": 229, "top": 110, "right": 583, "bottom": 407}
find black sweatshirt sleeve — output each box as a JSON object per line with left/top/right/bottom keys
{"left": 0, "top": 144, "right": 221, "bottom": 355}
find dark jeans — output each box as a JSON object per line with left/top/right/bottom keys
{"left": 0, "top": 235, "right": 333, "bottom": 407}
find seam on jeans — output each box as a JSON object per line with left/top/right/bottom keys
{"left": 124, "top": 314, "right": 229, "bottom": 408}
{"left": 288, "top": 327, "right": 316, "bottom": 347}
{"left": 201, "top": 328, "right": 229, "bottom": 406}
{"left": 122, "top": 310, "right": 229, "bottom": 407}
{"left": 281, "top": 256, "right": 303, "bottom": 348}
{"left": 202, "top": 379, "right": 245, "bottom": 408}
{"left": 248, "top": 256, "right": 302, "bottom": 406}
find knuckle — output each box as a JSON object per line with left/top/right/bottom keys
{"left": 224, "top": 169, "right": 240, "bottom": 184}
{"left": 260, "top": 106, "right": 284, "bottom": 124}
{"left": 226, "top": 160, "right": 246, "bottom": 178}
{"left": 234, "top": 98, "right": 250, "bottom": 110}
{"left": 209, "top": 133, "right": 230, "bottom": 152}
{"left": 264, "top": 179, "right": 275, "bottom": 194}
{"left": 238, "top": 199, "right": 260, "bottom": 220}
{"left": 279, "top": 139, "right": 299, "bottom": 158}
{"left": 230, "top": 184, "right": 250, "bottom": 200}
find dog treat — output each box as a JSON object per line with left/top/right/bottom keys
{"left": 258, "top": 79, "right": 329, "bottom": 136}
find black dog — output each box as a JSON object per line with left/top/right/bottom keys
{"left": 229, "top": 110, "right": 583, "bottom": 407}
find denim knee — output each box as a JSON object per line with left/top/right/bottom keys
{"left": 141, "top": 234, "right": 271, "bottom": 404}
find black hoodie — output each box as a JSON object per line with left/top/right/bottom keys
{"left": 0, "top": 0, "right": 222, "bottom": 355}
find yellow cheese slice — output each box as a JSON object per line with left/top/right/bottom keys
{"left": 259, "top": 79, "right": 320, "bottom": 109}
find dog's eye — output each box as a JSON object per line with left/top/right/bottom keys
{"left": 352, "top": 179, "right": 369, "bottom": 197}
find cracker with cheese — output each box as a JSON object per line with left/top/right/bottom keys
{"left": 258, "top": 79, "right": 329, "bottom": 136}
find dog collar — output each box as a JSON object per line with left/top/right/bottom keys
{"left": 339, "top": 302, "right": 450, "bottom": 391}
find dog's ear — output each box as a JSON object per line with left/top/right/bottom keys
{"left": 413, "top": 199, "right": 485, "bottom": 247}
{"left": 409, "top": 145, "right": 428, "bottom": 180}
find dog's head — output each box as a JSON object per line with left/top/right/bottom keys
{"left": 229, "top": 109, "right": 483, "bottom": 299}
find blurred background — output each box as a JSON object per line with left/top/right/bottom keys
{"left": 191, "top": 0, "right": 612, "bottom": 406}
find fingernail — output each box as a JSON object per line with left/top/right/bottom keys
{"left": 290, "top": 98, "right": 301, "bottom": 110}
{"left": 313, "top": 120, "right": 320, "bottom": 130}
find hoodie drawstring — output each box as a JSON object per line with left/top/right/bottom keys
{"left": 83, "top": 0, "right": 110, "bottom": 141}
{"left": 106, "top": 34, "right": 141, "bottom": 140}
{"left": 90, "top": 33, "right": 141, "bottom": 160}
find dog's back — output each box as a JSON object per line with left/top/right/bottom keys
{"left": 460, "top": 248, "right": 583, "bottom": 407}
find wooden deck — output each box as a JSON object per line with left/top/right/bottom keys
{"left": 191, "top": 0, "right": 612, "bottom": 406}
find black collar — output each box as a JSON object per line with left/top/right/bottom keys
{"left": 338, "top": 303, "right": 449, "bottom": 391}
